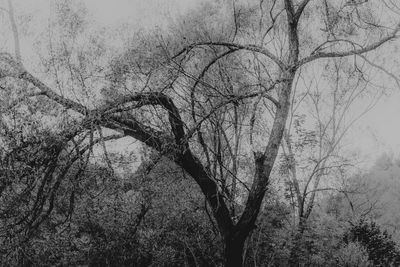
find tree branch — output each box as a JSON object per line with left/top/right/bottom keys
{"left": 284, "top": 0, "right": 295, "bottom": 24}
{"left": 7, "top": 0, "right": 22, "bottom": 65}
{"left": 295, "top": 0, "right": 312, "bottom": 21}
{"left": 0, "top": 64, "right": 182, "bottom": 153}
{"left": 173, "top": 42, "right": 286, "bottom": 70}
{"left": 104, "top": 115, "right": 169, "bottom": 152}
{"left": 17, "top": 70, "right": 89, "bottom": 115}
{"left": 298, "top": 25, "right": 400, "bottom": 66}
{"left": 185, "top": 82, "right": 281, "bottom": 140}
{"left": 101, "top": 92, "right": 186, "bottom": 145}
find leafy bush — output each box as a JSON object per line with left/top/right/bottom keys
{"left": 344, "top": 220, "right": 400, "bottom": 266}
{"left": 335, "top": 242, "right": 372, "bottom": 267}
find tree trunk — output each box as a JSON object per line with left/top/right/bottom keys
{"left": 288, "top": 217, "right": 307, "bottom": 267}
{"left": 224, "top": 232, "right": 246, "bottom": 267}
{"left": 288, "top": 232, "right": 302, "bottom": 267}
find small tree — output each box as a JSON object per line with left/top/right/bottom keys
{"left": 344, "top": 220, "right": 400, "bottom": 266}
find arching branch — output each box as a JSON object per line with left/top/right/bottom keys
{"left": 100, "top": 92, "right": 186, "bottom": 145}
{"left": 298, "top": 24, "right": 400, "bottom": 66}
{"left": 174, "top": 41, "right": 286, "bottom": 70}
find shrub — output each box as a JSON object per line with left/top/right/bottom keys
{"left": 344, "top": 220, "right": 400, "bottom": 266}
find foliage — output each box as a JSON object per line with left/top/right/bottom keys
{"left": 344, "top": 219, "right": 400, "bottom": 266}
{"left": 334, "top": 242, "right": 372, "bottom": 267}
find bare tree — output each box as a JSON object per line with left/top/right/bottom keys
{"left": 1, "top": 0, "right": 399, "bottom": 266}
{"left": 279, "top": 57, "right": 383, "bottom": 265}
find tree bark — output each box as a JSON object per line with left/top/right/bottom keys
{"left": 288, "top": 217, "right": 307, "bottom": 267}
{"left": 224, "top": 231, "right": 247, "bottom": 267}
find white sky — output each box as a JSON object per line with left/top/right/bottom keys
{"left": 9, "top": 0, "right": 201, "bottom": 26}
{"left": 2, "top": 0, "right": 400, "bottom": 165}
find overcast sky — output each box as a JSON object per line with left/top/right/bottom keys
{"left": 3, "top": 0, "right": 400, "bottom": 165}
{"left": 9, "top": 0, "right": 202, "bottom": 26}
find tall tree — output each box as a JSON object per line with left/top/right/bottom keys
{"left": 279, "top": 57, "right": 383, "bottom": 265}
{"left": 1, "top": 1, "right": 399, "bottom": 266}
